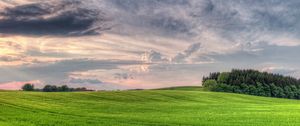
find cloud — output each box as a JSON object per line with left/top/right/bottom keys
{"left": 0, "top": 0, "right": 111, "bottom": 36}
{"left": 0, "top": 55, "right": 25, "bottom": 62}
{"left": 106, "top": 0, "right": 300, "bottom": 49}
{"left": 105, "top": 0, "right": 194, "bottom": 38}
{"left": 68, "top": 77, "right": 102, "bottom": 84}
{"left": 184, "top": 43, "right": 202, "bottom": 56}
{"left": 0, "top": 41, "right": 23, "bottom": 50}
{"left": 0, "top": 58, "right": 143, "bottom": 84}
{"left": 262, "top": 66, "right": 298, "bottom": 75}
{"left": 207, "top": 43, "right": 300, "bottom": 65}
{"left": 141, "top": 50, "right": 168, "bottom": 63}
{"left": 172, "top": 43, "right": 201, "bottom": 63}
{"left": 259, "top": 64, "right": 300, "bottom": 78}
{"left": 0, "top": 41, "right": 30, "bottom": 65}
{"left": 140, "top": 43, "right": 202, "bottom": 64}
{"left": 114, "top": 73, "right": 134, "bottom": 80}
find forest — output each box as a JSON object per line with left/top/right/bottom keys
{"left": 202, "top": 69, "right": 300, "bottom": 99}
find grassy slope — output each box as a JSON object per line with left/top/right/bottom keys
{"left": 0, "top": 88, "right": 300, "bottom": 126}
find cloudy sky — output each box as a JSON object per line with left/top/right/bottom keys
{"left": 0, "top": 0, "right": 300, "bottom": 90}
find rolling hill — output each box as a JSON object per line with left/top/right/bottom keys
{"left": 0, "top": 88, "right": 300, "bottom": 126}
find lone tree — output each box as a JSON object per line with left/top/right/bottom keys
{"left": 22, "top": 83, "right": 34, "bottom": 91}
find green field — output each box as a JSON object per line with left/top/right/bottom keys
{"left": 1, "top": 88, "right": 300, "bottom": 126}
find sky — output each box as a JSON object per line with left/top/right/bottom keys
{"left": 0, "top": 0, "right": 300, "bottom": 90}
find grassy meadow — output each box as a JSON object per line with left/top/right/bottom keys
{"left": 0, "top": 87, "right": 300, "bottom": 126}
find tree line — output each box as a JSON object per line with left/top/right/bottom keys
{"left": 202, "top": 69, "right": 300, "bottom": 99}
{"left": 22, "top": 84, "right": 93, "bottom": 92}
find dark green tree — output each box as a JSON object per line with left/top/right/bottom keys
{"left": 284, "top": 86, "right": 294, "bottom": 99}
{"left": 248, "top": 85, "right": 257, "bottom": 95}
{"left": 256, "top": 82, "right": 266, "bottom": 96}
{"left": 58, "top": 85, "right": 70, "bottom": 92}
{"left": 240, "top": 83, "right": 249, "bottom": 94}
{"left": 277, "top": 87, "right": 285, "bottom": 98}
{"left": 22, "top": 84, "right": 34, "bottom": 91}
{"left": 217, "top": 72, "right": 229, "bottom": 84}
{"left": 43, "top": 85, "right": 58, "bottom": 92}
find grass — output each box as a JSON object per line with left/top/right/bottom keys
{"left": 1, "top": 87, "right": 300, "bottom": 126}
{"left": 155, "top": 86, "right": 204, "bottom": 91}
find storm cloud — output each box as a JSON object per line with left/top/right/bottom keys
{"left": 0, "top": 1, "right": 111, "bottom": 36}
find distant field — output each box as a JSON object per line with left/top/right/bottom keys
{"left": 1, "top": 87, "right": 300, "bottom": 126}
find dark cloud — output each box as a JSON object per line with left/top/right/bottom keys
{"left": 0, "top": 1, "right": 111, "bottom": 36}
{"left": 106, "top": 0, "right": 300, "bottom": 43}
{"left": 149, "top": 15, "right": 190, "bottom": 34}
{"left": 106, "top": 0, "right": 194, "bottom": 37}
{"left": 110, "top": 0, "right": 190, "bottom": 12}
